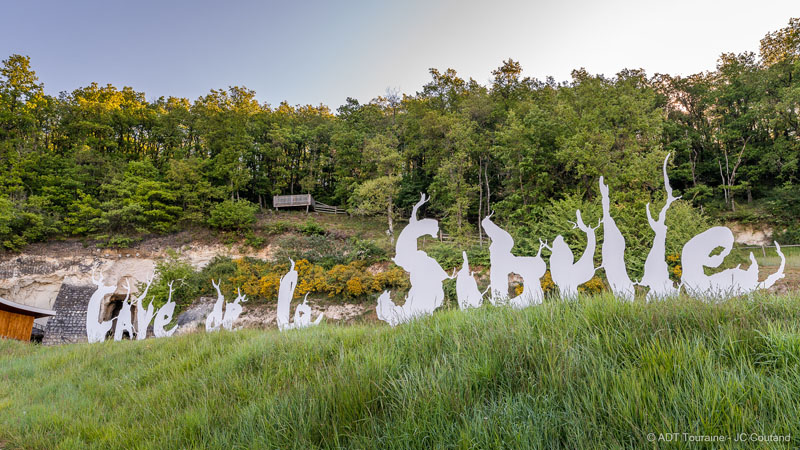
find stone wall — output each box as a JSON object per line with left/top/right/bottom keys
{"left": 42, "top": 284, "right": 96, "bottom": 345}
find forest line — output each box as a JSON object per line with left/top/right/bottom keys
{"left": 1, "top": 19, "right": 799, "bottom": 255}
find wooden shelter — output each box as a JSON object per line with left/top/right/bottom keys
{"left": 272, "top": 194, "right": 346, "bottom": 214}
{"left": 273, "top": 194, "right": 314, "bottom": 211}
{"left": 0, "top": 297, "right": 56, "bottom": 341}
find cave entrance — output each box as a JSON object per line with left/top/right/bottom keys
{"left": 103, "top": 294, "right": 136, "bottom": 340}
{"left": 507, "top": 273, "right": 522, "bottom": 298}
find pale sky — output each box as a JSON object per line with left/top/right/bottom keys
{"left": 0, "top": 0, "right": 797, "bottom": 108}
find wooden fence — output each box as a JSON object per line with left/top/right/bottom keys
{"left": 313, "top": 201, "right": 347, "bottom": 215}
{"left": 736, "top": 243, "right": 800, "bottom": 257}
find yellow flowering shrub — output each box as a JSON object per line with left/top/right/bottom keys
{"left": 371, "top": 266, "right": 407, "bottom": 291}
{"left": 540, "top": 271, "right": 555, "bottom": 295}
{"left": 346, "top": 277, "right": 365, "bottom": 296}
{"left": 295, "top": 259, "right": 326, "bottom": 297}
{"left": 578, "top": 276, "right": 605, "bottom": 295}
{"left": 222, "top": 258, "right": 409, "bottom": 302}
{"left": 667, "top": 253, "right": 681, "bottom": 282}
{"left": 256, "top": 273, "right": 282, "bottom": 299}
{"left": 511, "top": 270, "right": 593, "bottom": 297}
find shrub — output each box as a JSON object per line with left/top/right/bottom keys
{"left": 507, "top": 194, "right": 710, "bottom": 280}
{"left": 0, "top": 195, "right": 52, "bottom": 251}
{"left": 201, "top": 256, "right": 240, "bottom": 286}
{"left": 426, "top": 242, "right": 491, "bottom": 270}
{"left": 578, "top": 276, "right": 605, "bottom": 295}
{"left": 774, "top": 226, "right": 800, "bottom": 245}
{"left": 299, "top": 219, "right": 326, "bottom": 236}
{"left": 220, "top": 257, "right": 409, "bottom": 302}
{"left": 273, "top": 234, "right": 347, "bottom": 268}
{"left": 141, "top": 252, "right": 203, "bottom": 309}
{"left": 425, "top": 243, "right": 463, "bottom": 269}
{"left": 243, "top": 231, "right": 267, "bottom": 249}
{"left": 207, "top": 200, "right": 258, "bottom": 231}
{"left": 346, "top": 237, "right": 388, "bottom": 262}
{"left": 96, "top": 235, "right": 140, "bottom": 249}
{"left": 263, "top": 220, "right": 295, "bottom": 235}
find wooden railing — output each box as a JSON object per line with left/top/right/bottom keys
{"left": 273, "top": 194, "right": 312, "bottom": 208}
{"left": 314, "top": 201, "right": 347, "bottom": 214}
{"left": 272, "top": 194, "right": 346, "bottom": 214}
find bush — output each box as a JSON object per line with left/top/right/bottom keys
{"left": 140, "top": 252, "right": 204, "bottom": 309}
{"left": 346, "top": 237, "right": 388, "bottom": 262}
{"left": 262, "top": 220, "right": 295, "bottom": 235}
{"left": 774, "top": 226, "right": 800, "bottom": 245}
{"left": 767, "top": 184, "right": 800, "bottom": 244}
{"left": 200, "top": 256, "right": 240, "bottom": 287}
{"left": 426, "top": 242, "right": 490, "bottom": 270}
{"left": 227, "top": 257, "right": 408, "bottom": 302}
{"left": 299, "top": 219, "right": 326, "bottom": 236}
{"left": 507, "top": 194, "right": 710, "bottom": 279}
{"left": 0, "top": 196, "right": 53, "bottom": 251}
{"left": 273, "top": 234, "right": 347, "bottom": 268}
{"left": 243, "top": 231, "right": 267, "bottom": 249}
{"left": 96, "top": 235, "right": 140, "bottom": 249}
{"left": 207, "top": 200, "right": 258, "bottom": 231}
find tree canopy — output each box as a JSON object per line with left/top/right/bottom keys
{"left": 2, "top": 19, "right": 800, "bottom": 250}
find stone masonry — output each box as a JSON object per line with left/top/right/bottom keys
{"left": 42, "top": 284, "right": 95, "bottom": 345}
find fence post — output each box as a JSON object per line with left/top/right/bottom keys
{"left": 762, "top": 244, "right": 766, "bottom": 258}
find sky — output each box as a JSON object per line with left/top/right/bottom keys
{"left": 0, "top": 0, "right": 797, "bottom": 109}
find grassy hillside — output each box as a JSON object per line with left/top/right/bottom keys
{"left": 2, "top": 294, "right": 800, "bottom": 449}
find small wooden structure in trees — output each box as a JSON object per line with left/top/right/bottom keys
{"left": 272, "top": 194, "right": 346, "bottom": 214}
{"left": 273, "top": 194, "right": 313, "bottom": 212}
{"left": 0, "top": 297, "right": 56, "bottom": 341}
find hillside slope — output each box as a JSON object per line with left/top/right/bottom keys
{"left": 2, "top": 294, "right": 800, "bottom": 449}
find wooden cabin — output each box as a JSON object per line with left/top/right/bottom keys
{"left": 0, "top": 297, "right": 56, "bottom": 341}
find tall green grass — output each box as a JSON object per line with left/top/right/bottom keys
{"left": 2, "top": 294, "right": 800, "bottom": 449}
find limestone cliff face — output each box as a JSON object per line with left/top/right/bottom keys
{"left": 0, "top": 239, "right": 274, "bottom": 325}
{"left": 0, "top": 255, "right": 155, "bottom": 312}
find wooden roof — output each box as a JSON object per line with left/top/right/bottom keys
{"left": 0, "top": 297, "right": 56, "bottom": 319}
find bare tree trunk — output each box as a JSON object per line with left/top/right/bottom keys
{"left": 719, "top": 136, "right": 749, "bottom": 212}
{"left": 690, "top": 141, "right": 698, "bottom": 187}
{"left": 485, "top": 165, "right": 491, "bottom": 214}
{"left": 478, "top": 158, "right": 483, "bottom": 247}
{"left": 718, "top": 159, "right": 729, "bottom": 208}
{"left": 387, "top": 197, "right": 394, "bottom": 244}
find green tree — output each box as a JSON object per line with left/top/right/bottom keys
{"left": 350, "top": 133, "right": 402, "bottom": 239}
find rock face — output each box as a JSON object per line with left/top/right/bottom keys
{"left": 0, "top": 240, "right": 270, "bottom": 328}
{"left": 729, "top": 224, "right": 773, "bottom": 246}
{"left": 174, "top": 297, "right": 216, "bottom": 335}
{"left": 0, "top": 254, "right": 156, "bottom": 328}
{"left": 2, "top": 236, "right": 370, "bottom": 343}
